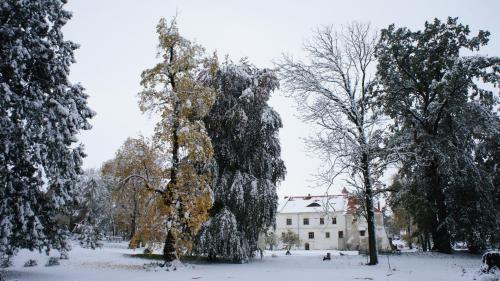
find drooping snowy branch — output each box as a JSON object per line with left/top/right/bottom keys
{"left": 196, "top": 60, "right": 285, "bottom": 262}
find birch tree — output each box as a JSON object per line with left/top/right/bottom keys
{"left": 277, "top": 23, "right": 384, "bottom": 265}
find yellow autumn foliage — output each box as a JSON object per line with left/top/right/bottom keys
{"left": 136, "top": 17, "right": 218, "bottom": 257}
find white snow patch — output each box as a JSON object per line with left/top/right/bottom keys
{"left": 3, "top": 241, "right": 489, "bottom": 281}
{"left": 240, "top": 88, "right": 254, "bottom": 100}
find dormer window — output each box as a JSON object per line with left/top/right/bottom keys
{"left": 306, "top": 202, "right": 321, "bottom": 207}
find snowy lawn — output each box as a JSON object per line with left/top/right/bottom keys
{"left": 3, "top": 242, "right": 497, "bottom": 281}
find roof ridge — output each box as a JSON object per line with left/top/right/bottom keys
{"left": 278, "top": 196, "right": 291, "bottom": 213}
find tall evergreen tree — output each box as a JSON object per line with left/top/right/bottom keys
{"left": 376, "top": 17, "right": 499, "bottom": 253}
{"left": 138, "top": 18, "right": 216, "bottom": 263}
{"left": 196, "top": 60, "right": 286, "bottom": 262}
{"left": 0, "top": 0, "right": 94, "bottom": 260}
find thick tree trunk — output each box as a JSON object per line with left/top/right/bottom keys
{"left": 208, "top": 251, "right": 216, "bottom": 262}
{"left": 419, "top": 234, "right": 426, "bottom": 251}
{"left": 162, "top": 115, "right": 180, "bottom": 261}
{"left": 170, "top": 101, "right": 180, "bottom": 185}
{"left": 426, "top": 161, "right": 452, "bottom": 254}
{"left": 467, "top": 238, "right": 480, "bottom": 254}
{"left": 362, "top": 153, "right": 378, "bottom": 265}
{"left": 128, "top": 192, "right": 138, "bottom": 248}
{"left": 128, "top": 221, "right": 136, "bottom": 247}
{"left": 432, "top": 192, "right": 451, "bottom": 253}
{"left": 163, "top": 229, "right": 177, "bottom": 263}
{"left": 162, "top": 64, "right": 181, "bottom": 262}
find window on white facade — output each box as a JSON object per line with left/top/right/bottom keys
{"left": 308, "top": 232, "right": 314, "bottom": 239}
{"left": 359, "top": 230, "right": 366, "bottom": 236}
{"left": 332, "top": 217, "right": 337, "bottom": 224}
{"left": 303, "top": 218, "right": 309, "bottom": 225}
{"left": 282, "top": 232, "right": 285, "bottom": 238}
{"left": 325, "top": 232, "right": 330, "bottom": 238}
{"left": 286, "top": 218, "right": 292, "bottom": 225}
{"left": 319, "top": 218, "right": 324, "bottom": 225}
{"left": 338, "top": 231, "right": 344, "bottom": 238}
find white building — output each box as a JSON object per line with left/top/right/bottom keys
{"left": 274, "top": 189, "right": 391, "bottom": 252}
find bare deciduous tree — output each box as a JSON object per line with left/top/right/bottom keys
{"left": 281, "top": 230, "right": 301, "bottom": 252}
{"left": 276, "top": 22, "right": 386, "bottom": 265}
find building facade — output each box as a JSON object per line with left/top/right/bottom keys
{"left": 274, "top": 190, "right": 391, "bottom": 252}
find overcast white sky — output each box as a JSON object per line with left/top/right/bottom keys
{"left": 64, "top": 0, "right": 500, "bottom": 198}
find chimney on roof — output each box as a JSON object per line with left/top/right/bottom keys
{"left": 341, "top": 187, "right": 349, "bottom": 195}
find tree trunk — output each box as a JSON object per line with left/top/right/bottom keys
{"left": 431, "top": 191, "right": 451, "bottom": 253}
{"left": 161, "top": 61, "right": 181, "bottom": 262}
{"left": 426, "top": 233, "right": 431, "bottom": 251}
{"left": 208, "top": 251, "right": 216, "bottom": 262}
{"left": 419, "top": 234, "right": 426, "bottom": 251}
{"left": 467, "top": 239, "right": 480, "bottom": 254}
{"left": 362, "top": 153, "right": 378, "bottom": 265}
{"left": 163, "top": 229, "right": 177, "bottom": 263}
{"left": 407, "top": 216, "right": 413, "bottom": 249}
{"left": 170, "top": 100, "right": 180, "bottom": 186}
{"left": 426, "top": 161, "right": 451, "bottom": 254}
{"left": 128, "top": 191, "right": 138, "bottom": 248}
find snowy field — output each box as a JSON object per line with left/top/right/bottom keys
{"left": 3, "top": 242, "right": 498, "bottom": 281}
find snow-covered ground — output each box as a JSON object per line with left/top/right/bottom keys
{"left": 3, "top": 242, "right": 498, "bottom": 281}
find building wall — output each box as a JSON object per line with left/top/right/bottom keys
{"left": 275, "top": 211, "right": 391, "bottom": 251}
{"left": 344, "top": 213, "right": 391, "bottom": 252}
